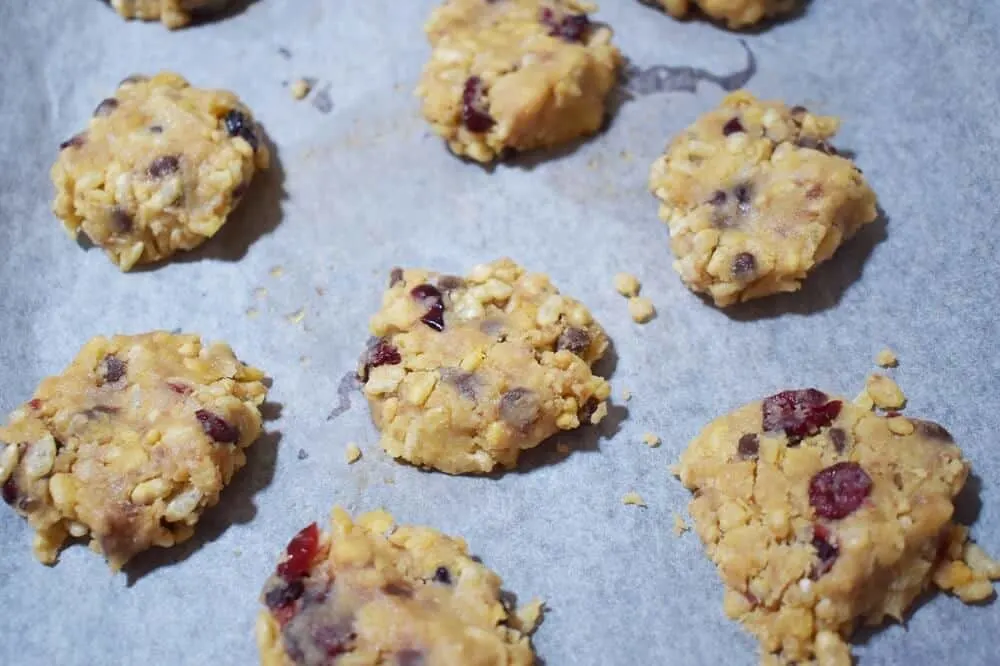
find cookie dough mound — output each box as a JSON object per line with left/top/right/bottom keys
{"left": 51, "top": 72, "right": 269, "bottom": 270}
{"left": 417, "top": 0, "right": 622, "bottom": 163}
{"left": 257, "top": 508, "right": 539, "bottom": 666}
{"left": 110, "top": 0, "right": 229, "bottom": 29}
{"left": 677, "top": 389, "right": 999, "bottom": 665}
{"left": 649, "top": 91, "right": 877, "bottom": 307}
{"left": 359, "top": 258, "right": 611, "bottom": 474}
{"left": 0, "top": 332, "right": 268, "bottom": 569}
{"left": 656, "top": 0, "right": 796, "bottom": 29}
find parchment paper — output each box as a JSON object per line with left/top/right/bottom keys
{"left": 1, "top": 1, "right": 998, "bottom": 664}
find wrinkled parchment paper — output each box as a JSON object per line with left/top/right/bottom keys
{"left": 1, "top": 1, "right": 998, "bottom": 663}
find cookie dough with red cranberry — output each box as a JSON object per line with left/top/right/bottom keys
{"left": 417, "top": 0, "right": 621, "bottom": 163}
{"left": 51, "top": 72, "right": 269, "bottom": 270}
{"left": 677, "top": 388, "right": 999, "bottom": 665}
{"left": 654, "top": 0, "right": 796, "bottom": 29}
{"left": 359, "top": 258, "right": 610, "bottom": 474}
{"left": 256, "top": 508, "right": 539, "bottom": 666}
{"left": 649, "top": 91, "right": 877, "bottom": 307}
{"left": 0, "top": 332, "right": 268, "bottom": 570}
{"left": 110, "top": 0, "right": 229, "bottom": 29}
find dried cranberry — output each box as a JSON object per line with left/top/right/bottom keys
{"left": 223, "top": 109, "right": 259, "bottom": 151}
{"left": 59, "top": 134, "right": 86, "bottom": 150}
{"left": 93, "top": 98, "right": 119, "bottom": 117}
{"left": 828, "top": 427, "right": 847, "bottom": 453}
{"left": 809, "top": 462, "right": 873, "bottom": 520}
{"left": 440, "top": 368, "right": 479, "bottom": 401}
{"left": 101, "top": 354, "right": 127, "bottom": 384}
{"left": 541, "top": 9, "right": 591, "bottom": 42}
{"left": 556, "top": 327, "right": 591, "bottom": 356}
{"left": 195, "top": 409, "right": 239, "bottom": 443}
{"left": 732, "top": 252, "right": 756, "bottom": 279}
{"left": 312, "top": 623, "right": 355, "bottom": 657}
{"left": 410, "top": 284, "right": 445, "bottom": 331}
{"left": 110, "top": 208, "right": 133, "bottom": 233}
{"left": 396, "top": 650, "right": 425, "bottom": 666}
{"left": 147, "top": 155, "right": 180, "bottom": 178}
{"left": 737, "top": 433, "right": 759, "bottom": 458}
{"left": 437, "top": 275, "right": 465, "bottom": 290}
{"left": 811, "top": 525, "right": 839, "bottom": 577}
{"left": 762, "top": 389, "right": 842, "bottom": 441}
{"left": 28, "top": 399, "right": 42, "bottom": 410}
{"left": 2, "top": 478, "right": 17, "bottom": 505}
{"left": 264, "top": 579, "right": 305, "bottom": 610}
{"left": 433, "top": 566, "right": 451, "bottom": 584}
{"left": 461, "top": 77, "right": 495, "bottom": 133}
{"left": 277, "top": 523, "right": 320, "bottom": 581}
{"left": 722, "top": 118, "right": 745, "bottom": 135}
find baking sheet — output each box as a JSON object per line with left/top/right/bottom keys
{"left": 1, "top": 0, "right": 999, "bottom": 663}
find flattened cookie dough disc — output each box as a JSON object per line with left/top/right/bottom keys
{"left": 654, "top": 0, "right": 797, "bottom": 29}
{"left": 51, "top": 72, "right": 269, "bottom": 270}
{"left": 649, "top": 91, "right": 877, "bottom": 306}
{"left": 257, "top": 508, "right": 539, "bottom": 666}
{"left": 417, "top": 0, "right": 622, "bottom": 163}
{"left": 110, "top": 0, "right": 230, "bottom": 29}
{"left": 359, "top": 258, "right": 611, "bottom": 474}
{"left": 0, "top": 332, "right": 268, "bottom": 569}
{"left": 677, "top": 389, "right": 998, "bottom": 664}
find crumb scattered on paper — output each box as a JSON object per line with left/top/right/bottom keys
{"left": 619, "top": 150, "right": 633, "bottom": 161}
{"left": 269, "top": 265, "right": 284, "bottom": 278}
{"left": 876, "top": 348, "right": 899, "bottom": 368}
{"left": 345, "top": 443, "right": 362, "bottom": 463}
{"left": 622, "top": 491, "right": 646, "bottom": 507}
{"left": 620, "top": 388, "right": 632, "bottom": 402}
{"left": 514, "top": 599, "right": 545, "bottom": 634}
{"left": 254, "top": 287, "right": 267, "bottom": 299}
{"left": 613, "top": 272, "right": 641, "bottom": 297}
{"left": 866, "top": 374, "right": 907, "bottom": 410}
{"left": 285, "top": 308, "right": 306, "bottom": 325}
{"left": 673, "top": 513, "right": 689, "bottom": 536}
{"left": 245, "top": 307, "right": 259, "bottom": 318}
{"left": 290, "top": 78, "right": 312, "bottom": 100}
{"left": 297, "top": 448, "right": 309, "bottom": 460}
{"left": 642, "top": 432, "right": 661, "bottom": 448}
{"left": 669, "top": 463, "right": 681, "bottom": 477}
{"left": 628, "top": 296, "right": 656, "bottom": 323}
{"left": 277, "top": 46, "right": 292, "bottom": 59}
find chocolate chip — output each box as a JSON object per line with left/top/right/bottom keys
{"left": 440, "top": 368, "right": 479, "bottom": 401}
{"left": 540, "top": 8, "right": 591, "bottom": 42}
{"left": 410, "top": 284, "right": 446, "bottom": 332}
{"left": 737, "top": 433, "right": 759, "bottom": 458}
{"left": 119, "top": 74, "right": 148, "bottom": 86}
{"left": 396, "top": 650, "right": 425, "bottom": 666}
{"left": 382, "top": 582, "right": 413, "bottom": 597}
{"left": 59, "top": 134, "right": 86, "bottom": 151}
{"left": 734, "top": 183, "right": 752, "bottom": 214}
{"left": 147, "top": 155, "right": 180, "bottom": 178}
{"left": 149, "top": 125, "right": 163, "bottom": 134}
{"left": 556, "top": 327, "right": 591, "bottom": 356}
{"left": 708, "top": 190, "right": 727, "bottom": 206}
{"left": 195, "top": 409, "right": 240, "bottom": 443}
{"left": 499, "top": 388, "right": 540, "bottom": 429}
{"left": 811, "top": 526, "right": 839, "bottom": 578}
{"left": 731, "top": 252, "right": 756, "bottom": 279}
{"left": 311, "top": 623, "right": 355, "bottom": 658}
{"left": 109, "top": 208, "right": 133, "bottom": 234}
{"left": 828, "top": 428, "right": 847, "bottom": 453}
{"left": 99, "top": 354, "right": 127, "bottom": 384}
{"left": 264, "top": 579, "right": 305, "bottom": 609}
{"left": 915, "top": 420, "right": 953, "bottom": 442}
{"left": 93, "top": 98, "right": 119, "bottom": 118}
{"left": 389, "top": 267, "right": 404, "bottom": 287}
{"left": 722, "top": 117, "right": 745, "bottom": 135}
{"left": 360, "top": 338, "right": 402, "bottom": 380}
{"left": 433, "top": 566, "right": 451, "bottom": 584}
{"left": 223, "top": 109, "right": 259, "bottom": 151}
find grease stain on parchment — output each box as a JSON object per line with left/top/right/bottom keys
{"left": 623, "top": 40, "right": 756, "bottom": 96}
{"left": 327, "top": 371, "right": 360, "bottom": 421}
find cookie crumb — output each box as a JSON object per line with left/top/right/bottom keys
{"left": 345, "top": 443, "right": 362, "bottom": 463}
{"left": 642, "top": 432, "right": 661, "bottom": 448}
{"left": 246, "top": 307, "right": 259, "bottom": 318}
{"left": 254, "top": 287, "right": 268, "bottom": 299}
{"left": 622, "top": 491, "right": 646, "bottom": 507}
{"left": 628, "top": 297, "right": 656, "bottom": 323}
{"left": 285, "top": 308, "right": 306, "bottom": 325}
{"left": 933, "top": 525, "right": 1000, "bottom": 602}
{"left": 588, "top": 401, "right": 609, "bottom": 425}
{"left": 876, "top": 348, "right": 898, "bottom": 368}
{"left": 556, "top": 442, "right": 571, "bottom": 455}
{"left": 297, "top": 448, "right": 309, "bottom": 460}
{"left": 865, "top": 374, "right": 907, "bottom": 410}
{"left": 290, "top": 78, "right": 312, "bottom": 100}
{"left": 513, "top": 598, "right": 545, "bottom": 634}
{"left": 269, "top": 265, "right": 284, "bottom": 278}
{"left": 887, "top": 416, "right": 915, "bottom": 436}
{"left": 620, "top": 388, "right": 632, "bottom": 402}
{"left": 672, "top": 513, "right": 689, "bottom": 536}
{"left": 613, "top": 272, "right": 641, "bottom": 297}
